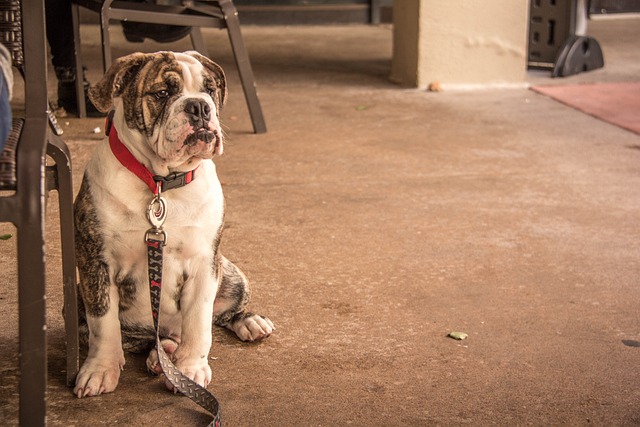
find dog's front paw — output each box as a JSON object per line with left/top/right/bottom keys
{"left": 74, "top": 356, "right": 125, "bottom": 398}
{"left": 146, "top": 338, "right": 180, "bottom": 375}
{"left": 231, "top": 314, "right": 275, "bottom": 342}
{"left": 164, "top": 354, "right": 212, "bottom": 392}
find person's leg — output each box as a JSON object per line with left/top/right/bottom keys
{"left": 45, "top": 0, "right": 75, "bottom": 69}
{"left": 45, "top": 0, "right": 102, "bottom": 116}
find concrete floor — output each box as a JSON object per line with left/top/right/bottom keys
{"left": 1, "top": 16, "right": 640, "bottom": 426}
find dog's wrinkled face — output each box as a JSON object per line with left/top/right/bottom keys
{"left": 89, "top": 51, "right": 227, "bottom": 164}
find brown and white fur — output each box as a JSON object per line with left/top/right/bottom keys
{"left": 73, "top": 51, "right": 273, "bottom": 398}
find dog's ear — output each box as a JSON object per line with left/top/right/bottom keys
{"left": 88, "top": 52, "right": 154, "bottom": 113}
{"left": 186, "top": 51, "right": 227, "bottom": 109}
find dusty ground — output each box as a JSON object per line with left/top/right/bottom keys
{"left": 1, "top": 17, "right": 640, "bottom": 426}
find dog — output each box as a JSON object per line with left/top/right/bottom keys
{"left": 73, "top": 51, "right": 274, "bottom": 398}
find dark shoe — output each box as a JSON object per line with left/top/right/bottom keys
{"left": 121, "top": 21, "right": 192, "bottom": 43}
{"left": 55, "top": 66, "right": 104, "bottom": 117}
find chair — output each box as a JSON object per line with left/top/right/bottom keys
{"left": 0, "top": 0, "right": 79, "bottom": 424}
{"left": 70, "top": 0, "right": 267, "bottom": 133}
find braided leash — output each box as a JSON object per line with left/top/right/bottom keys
{"left": 146, "top": 187, "right": 222, "bottom": 427}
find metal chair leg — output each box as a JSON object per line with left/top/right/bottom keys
{"left": 219, "top": 0, "right": 266, "bottom": 133}
{"left": 16, "top": 122, "right": 48, "bottom": 427}
{"left": 46, "top": 137, "right": 79, "bottom": 387}
{"left": 18, "top": 223, "right": 47, "bottom": 426}
{"left": 189, "top": 28, "right": 210, "bottom": 57}
{"left": 100, "top": 3, "right": 113, "bottom": 72}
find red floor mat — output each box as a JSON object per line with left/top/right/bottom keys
{"left": 531, "top": 82, "right": 640, "bottom": 135}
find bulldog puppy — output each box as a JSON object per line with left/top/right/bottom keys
{"left": 73, "top": 51, "right": 273, "bottom": 398}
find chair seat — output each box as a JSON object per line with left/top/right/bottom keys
{"left": 76, "top": 0, "right": 227, "bottom": 27}
{"left": 71, "top": 0, "right": 267, "bottom": 133}
{"left": 0, "top": 118, "right": 23, "bottom": 191}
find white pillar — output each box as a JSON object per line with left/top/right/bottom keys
{"left": 391, "top": 0, "right": 530, "bottom": 89}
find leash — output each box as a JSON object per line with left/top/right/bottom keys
{"left": 105, "top": 112, "right": 222, "bottom": 426}
{"left": 146, "top": 189, "right": 221, "bottom": 427}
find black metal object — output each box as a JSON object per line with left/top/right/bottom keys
{"left": 71, "top": 0, "right": 267, "bottom": 133}
{"left": 552, "top": 34, "right": 604, "bottom": 77}
{"left": 0, "top": 0, "right": 79, "bottom": 425}
{"left": 590, "top": 0, "right": 640, "bottom": 14}
{"left": 528, "top": 0, "right": 574, "bottom": 67}
{"left": 528, "top": 0, "right": 604, "bottom": 77}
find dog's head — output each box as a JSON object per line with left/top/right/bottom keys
{"left": 90, "top": 51, "right": 227, "bottom": 166}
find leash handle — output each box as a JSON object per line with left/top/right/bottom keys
{"left": 146, "top": 231, "right": 222, "bottom": 426}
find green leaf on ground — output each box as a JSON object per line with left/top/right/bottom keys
{"left": 0, "top": 234, "right": 13, "bottom": 240}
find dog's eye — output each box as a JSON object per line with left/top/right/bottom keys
{"left": 205, "top": 88, "right": 216, "bottom": 99}
{"left": 154, "top": 90, "right": 170, "bottom": 100}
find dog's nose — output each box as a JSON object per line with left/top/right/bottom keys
{"left": 185, "top": 99, "right": 211, "bottom": 127}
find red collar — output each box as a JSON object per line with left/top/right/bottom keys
{"left": 106, "top": 112, "right": 198, "bottom": 195}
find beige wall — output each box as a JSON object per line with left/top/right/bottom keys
{"left": 391, "top": 0, "right": 530, "bottom": 89}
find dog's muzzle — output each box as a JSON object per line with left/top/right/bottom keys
{"left": 185, "top": 99, "right": 211, "bottom": 131}
{"left": 182, "top": 98, "right": 222, "bottom": 150}
{"left": 185, "top": 129, "right": 219, "bottom": 146}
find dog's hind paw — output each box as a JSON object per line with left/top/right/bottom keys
{"left": 73, "top": 356, "right": 124, "bottom": 398}
{"left": 231, "top": 314, "right": 275, "bottom": 342}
